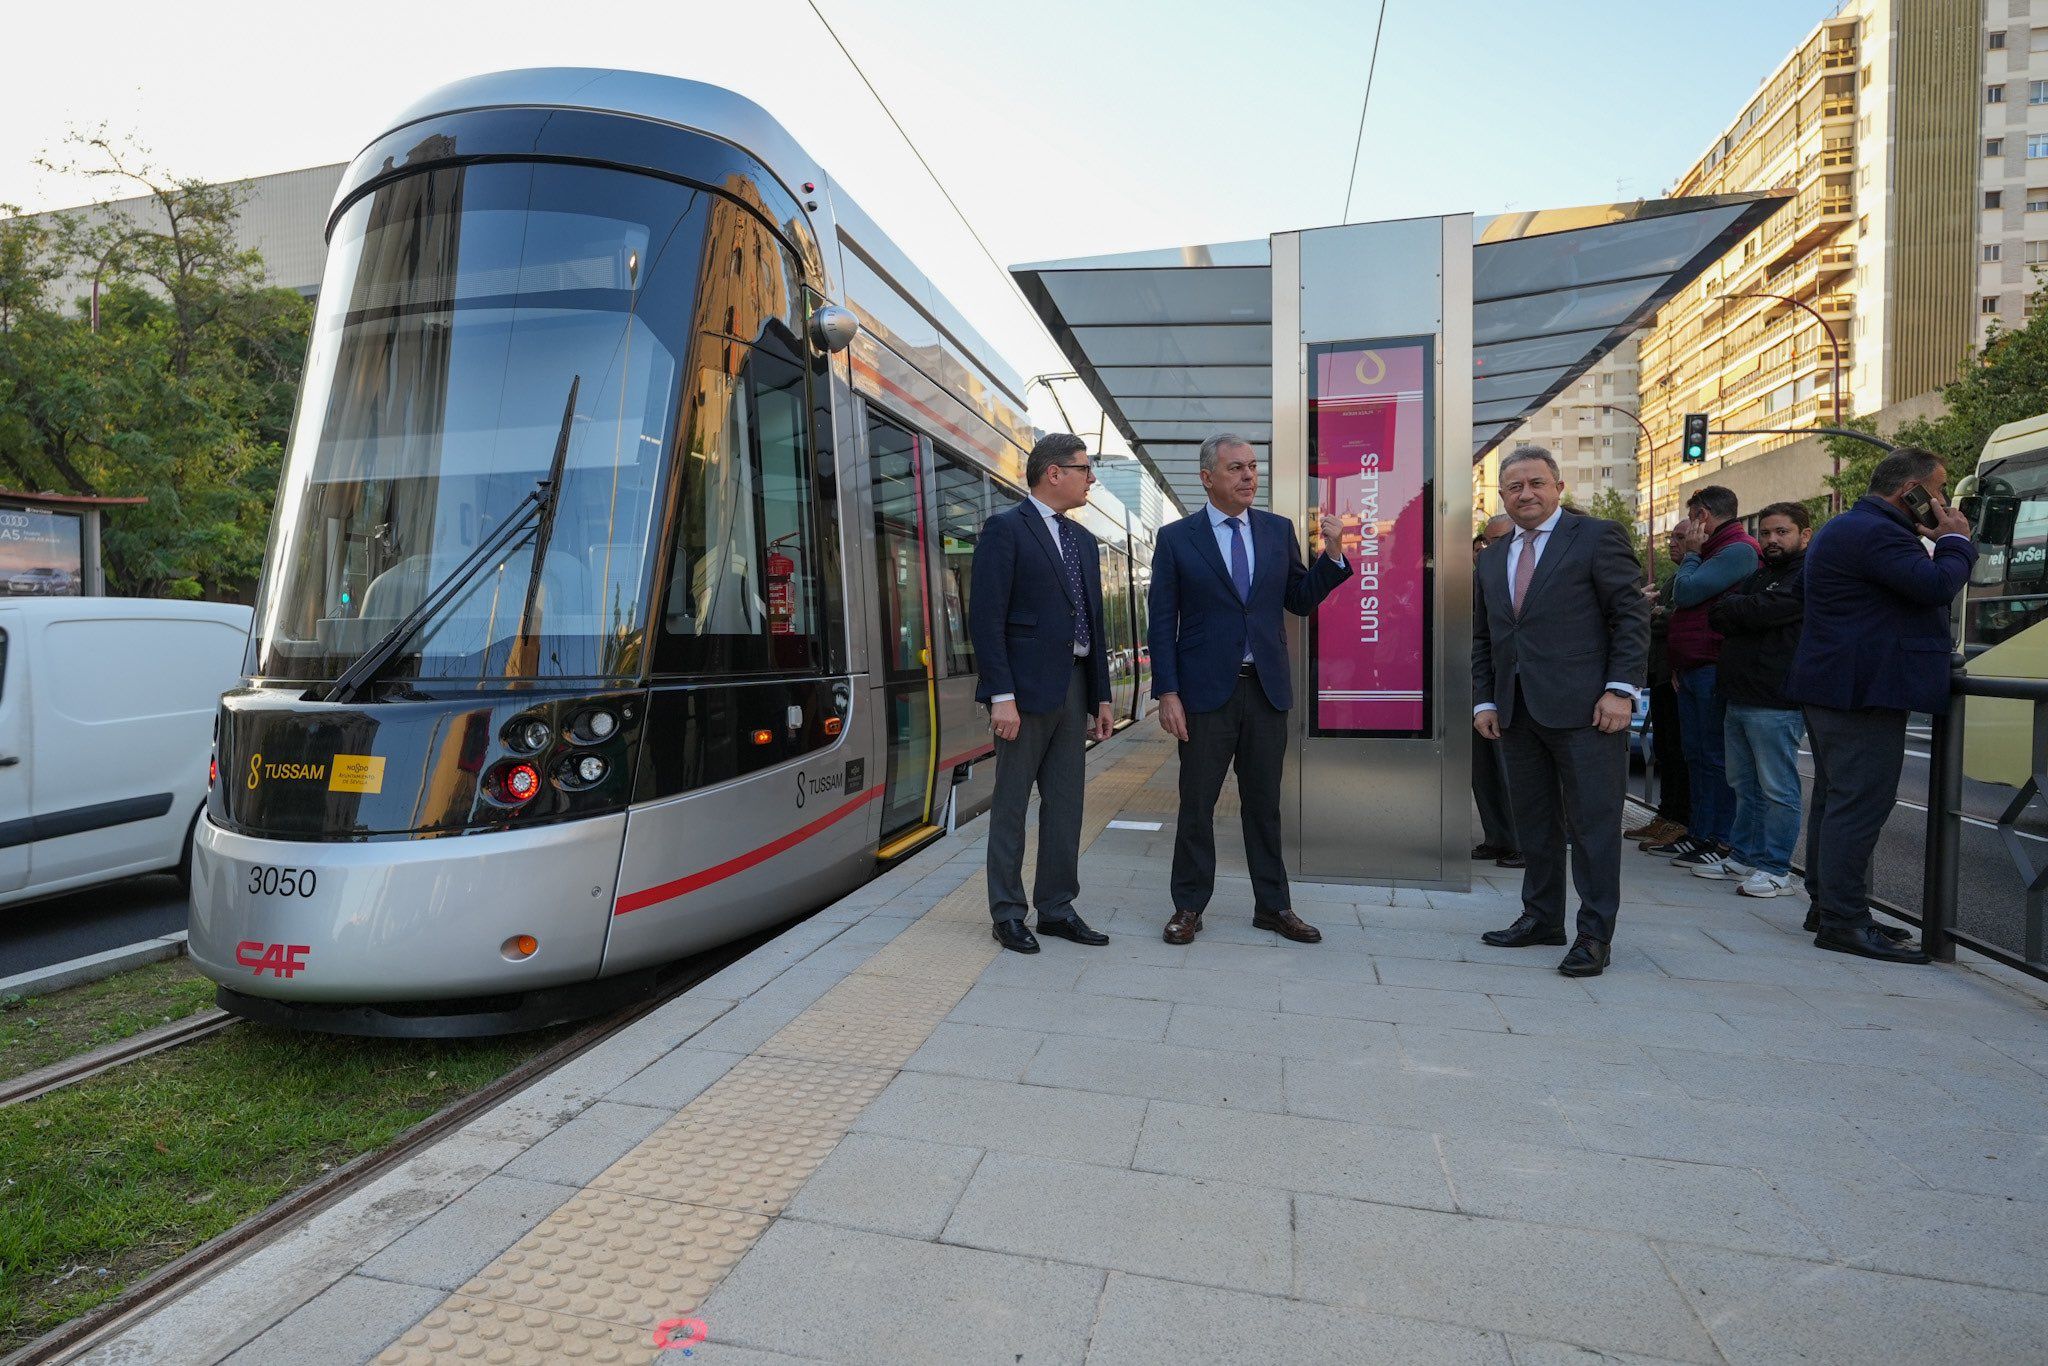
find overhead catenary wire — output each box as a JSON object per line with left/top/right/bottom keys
{"left": 1340, "top": 0, "right": 1391, "bottom": 224}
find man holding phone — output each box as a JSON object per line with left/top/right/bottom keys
{"left": 1786, "top": 446, "right": 1975, "bottom": 964}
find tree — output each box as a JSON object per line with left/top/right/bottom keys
{"left": 0, "top": 131, "right": 310, "bottom": 597}
{"left": 1585, "top": 487, "right": 1646, "bottom": 566}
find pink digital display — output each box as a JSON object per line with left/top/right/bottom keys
{"left": 1309, "top": 338, "right": 1432, "bottom": 736}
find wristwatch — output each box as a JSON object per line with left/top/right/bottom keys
{"left": 1605, "top": 687, "right": 1634, "bottom": 700}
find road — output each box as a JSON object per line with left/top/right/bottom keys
{"left": 0, "top": 875, "right": 189, "bottom": 980}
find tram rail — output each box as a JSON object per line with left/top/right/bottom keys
{"left": 4, "top": 936, "right": 758, "bottom": 1366}
{"left": 0, "top": 1008, "right": 237, "bottom": 1110}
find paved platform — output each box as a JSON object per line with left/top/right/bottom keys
{"left": 88, "top": 728, "right": 2048, "bottom": 1365}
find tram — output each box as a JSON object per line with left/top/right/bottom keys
{"left": 188, "top": 70, "right": 1161, "bottom": 1035}
{"left": 1957, "top": 411, "right": 2048, "bottom": 787}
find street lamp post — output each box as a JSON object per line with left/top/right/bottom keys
{"left": 1570, "top": 402, "right": 1657, "bottom": 586}
{"left": 1720, "top": 289, "right": 1845, "bottom": 514}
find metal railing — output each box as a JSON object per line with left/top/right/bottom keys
{"left": 1921, "top": 669, "right": 2048, "bottom": 978}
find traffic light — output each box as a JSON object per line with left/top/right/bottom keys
{"left": 1682, "top": 413, "right": 1710, "bottom": 463}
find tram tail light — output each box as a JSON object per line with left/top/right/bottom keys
{"left": 489, "top": 761, "right": 542, "bottom": 806}
{"left": 502, "top": 934, "right": 539, "bottom": 960}
{"left": 822, "top": 716, "right": 843, "bottom": 737}
{"left": 750, "top": 729, "right": 773, "bottom": 746}
{"left": 208, "top": 756, "right": 218, "bottom": 787}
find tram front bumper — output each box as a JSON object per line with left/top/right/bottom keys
{"left": 188, "top": 814, "right": 627, "bottom": 1003}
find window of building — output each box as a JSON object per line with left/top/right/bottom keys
{"left": 2030, "top": 134, "right": 2048, "bottom": 158}
{"left": 1987, "top": 243, "right": 2004, "bottom": 261}
{"left": 1989, "top": 190, "right": 2006, "bottom": 209}
{"left": 2028, "top": 240, "right": 2048, "bottom": 262}
{"left": 1984, "top": 295, "right": 2003, "bottom": 314}
{"left": 1991, "top": 30, "right": 2006, "bottom": 49}
{"left": 1601, "top": 466, "right": 1613, "bottom": 480}
{"left": 2032, "top": 80, "right": 2048, "bottom": 104}
{"left": 2030, "top": 193, "right": 2048, "bottom": 211}
{"left": 1990, "top": 137, "right": 2006, "bottom": 157}
{"left": 1861, "top": 214, "right": 1873, "bottom": 234}
{"left": 1989, "top": 84, "right": 2007, "bottom": 103}
{"left": 2033, "top": 27, "right": 2048, "bottom": 51}
{"left": 1602, "top": 436, "right": 1613, "bottom": 447}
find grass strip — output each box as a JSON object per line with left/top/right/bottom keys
{"left": 0, "top": 958, "right": 216, "bottom": 1085}
{"left": 0, "top": 1015, "right": 571, "bottom": 1353}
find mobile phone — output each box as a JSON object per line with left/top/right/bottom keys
{"left": 1900, "top": 484, "right": 1940, "bottom": 531}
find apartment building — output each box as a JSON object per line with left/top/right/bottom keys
{"left": 1634, "top": 0, "right": 1981, "bottom": 529}
{"left": 1475, "top": 337, "right": 1641, "bottom": 525}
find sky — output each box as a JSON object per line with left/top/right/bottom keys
{"left": 0, "top": 0, "right": 1842, "bottom": 444}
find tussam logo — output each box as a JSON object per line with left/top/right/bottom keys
{"left": 245, "top": 753, "right": 327, "bottom": 788}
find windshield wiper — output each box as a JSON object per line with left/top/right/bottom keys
{"left": 318, "top": 377, "right": 580, "bottom": 704}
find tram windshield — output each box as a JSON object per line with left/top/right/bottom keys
{"left": 251, "top": 162, "right": 721, "bottom": 682}
{"left": 1963, "top": 443, "right": 2048, "bottom": 654}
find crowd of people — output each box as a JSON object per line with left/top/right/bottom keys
{"left": 971, "top": 431, "right": 1971, "bottom": 978}
{"left": 1470, "top": 443, "right": 1973, "bottom": 970}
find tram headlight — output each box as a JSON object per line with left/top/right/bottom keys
{"left": 555, "top": 753, "right": 608, "bottom": 789}
{"left": 505, "top": 717, "right": 552, "bottom": 754}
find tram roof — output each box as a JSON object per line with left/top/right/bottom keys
{"left": 1012, "top": 192, "right": 1786, "bottom": 513}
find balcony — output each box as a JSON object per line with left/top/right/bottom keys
{"left": 1821, "top": 97, "right": 1856, "bottom": 120}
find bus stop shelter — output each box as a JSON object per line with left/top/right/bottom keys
{"left": 1012, "top": 193, "right": 1787, "bottom": 890}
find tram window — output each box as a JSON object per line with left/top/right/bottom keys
{"left": 933, "top": 454, "right": 984, "bottom": 675}
{"left": 1965, "top": 450, "right": 2048, "bottom": 650}
{"left": 653, "top": 322, "right": 825, "bottom": 676}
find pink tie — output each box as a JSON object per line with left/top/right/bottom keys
{"left": 1511, "top": 527, "right": 1540, "bottom": 617}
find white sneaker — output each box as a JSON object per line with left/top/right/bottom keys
{"left": 1691, "top": 856, "right": 1755, "bottom": 880}
{"left": 1738, "top": 870, "right": 1792, "bottom": 898}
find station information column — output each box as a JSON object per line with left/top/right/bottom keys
{"left": 1272, "top": 217, "right": 1474, "bottom": 890}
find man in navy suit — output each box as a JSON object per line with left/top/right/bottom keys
{"left": 1148, "top": 434, "right": 1350, "bottom": 945}
{"left": 1786, "top": 446, "right": 1974, "bottom": 965}
{"left": 971, "top": 433, "right": 1115, "bottom": 954}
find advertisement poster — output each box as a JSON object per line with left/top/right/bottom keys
{"left": 1309, "top": 338, "right": 1432, "bottom": 737}
{"left": 0, "top": 505, "right": 84, "bottom": 597}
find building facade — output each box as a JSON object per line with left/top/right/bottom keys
{"left": 1636, "top": 0, "right": 1983, "bottom": 530}
{"left": 1477, "top": 336, "right": 1641, "bottom": 526}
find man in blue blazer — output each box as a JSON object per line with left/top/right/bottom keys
{"left": 971, "top": 433, "right": 1115, "bottom": 954}
{"left": 1148, "top": 434, "right": 1350, "bottom": 945}
{"left": 1786, "top": 446, "right": 1974, "bottom": 965}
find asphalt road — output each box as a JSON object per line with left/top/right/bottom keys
{"left": 0, "top": 875, "right": 189, "bottom": 980}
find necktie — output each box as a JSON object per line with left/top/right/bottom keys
{"left": 1226, "top": 517, "right": 1251, "bottom": 600}
{"left": 1055, "top": 514, "right": 1091, "bottom": 651}
{"left": 1511, "top": 527, "right": 1541, "bottom": 616}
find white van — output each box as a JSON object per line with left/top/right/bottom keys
{"left": 0, "top": 597, "right": 251, "bottom": 907}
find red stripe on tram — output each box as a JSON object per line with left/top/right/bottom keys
{"left": 613, "top": 786, "right": 884, "bottom": 916}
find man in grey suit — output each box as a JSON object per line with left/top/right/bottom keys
{"left": 1472, "top": 446, "right": 1651, "bottom": 976}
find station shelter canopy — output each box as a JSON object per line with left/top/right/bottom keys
{"left": 1012, "top": 193, "right": 1787, "bottom": 514}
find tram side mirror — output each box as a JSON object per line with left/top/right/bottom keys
{"left": 1968, "top": 494, "right": 2020, "bottom": 547}
{"left": 808, "top": 305, "right": 859, "bottom": 354}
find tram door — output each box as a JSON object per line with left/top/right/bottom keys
{"left": 867, "top": 414, "right": 939, "bottom": 852}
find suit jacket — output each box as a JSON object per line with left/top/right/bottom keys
{"left": 969, "top": 500, "right": 1111, "bottom": 714}
{"left": 1785, "top": 495, "right": 1974, "bottom": 715}
{"left": 1147, "top": 506, "right": 1352, "bottom": 714}
{"left": 1473, "top": 510, "right": 1650, "bottom": 731}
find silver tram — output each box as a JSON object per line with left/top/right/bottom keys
{"left": 189, "top": 70, "right": 1159, "bottom": 1034}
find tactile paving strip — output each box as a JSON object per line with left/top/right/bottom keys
{"left": 377, "top": 743, "right": 1168, "bottom": 1361}
{"left": 376, "top": 1294, "right": 646, "bottom": 1364}
{"left": 449, "top": 1188, "right": 764, "bottom": 1328}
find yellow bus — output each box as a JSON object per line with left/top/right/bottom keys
{"left": 1956, "top": 411, "right": 2048, "bottom": 787}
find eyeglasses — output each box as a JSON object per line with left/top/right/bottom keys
{"left": 1054, "top": 463, "right": 1096, "bottom": 480}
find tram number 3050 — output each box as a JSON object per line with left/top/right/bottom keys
{"left": 247, "top": 865, "right": 318, "bottom": 897}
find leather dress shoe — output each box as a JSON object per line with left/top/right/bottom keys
{"left": 1163, "top": 908, "right": 1203, "bottom": 944}
{"left": 991, "top": 920, "right": 1039, "bottom": 954}
{"left": 1622, "top": 816, "right": 1663, "bottom": 840}
{"left": 1253, "top": 908, "right": 1322, "bottom": 943}
{"left": 1805, "top": 909, "right": 1912, "bottom": 942}
{"left": 1494, "top": 851, "right": 1527, "bottom": 869}
{"left": 1481, "top": 912, "right": 1566, "bottom": 948}
{"left": 1037, "top": 913, "right": 1109, "bottom": 946}
{"left": 1815, "top": 923, "right": 1931, "bottom": 964}
{"left": 1557, "top": 936, "right": 1611, "bottom": 977}
{"left": 1471, "top": 843, "right": 1511, "bottom": 860}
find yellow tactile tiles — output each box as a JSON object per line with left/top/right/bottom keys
{"left": 376, "top": 744, "right": 1167, "bottom": 1365}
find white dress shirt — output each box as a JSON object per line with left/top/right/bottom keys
{"left": 990, "top": 495, "right": 1087, "bottom": 706}
{"left": 1474, "top": 506, "right": 1637, "bottom": 716}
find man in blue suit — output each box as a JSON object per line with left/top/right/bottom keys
{"left": 1149, "top": 434, "right": 1350, "bottom": 945}
{"left": 971, "top": 433, "right": 1115, "bottom": 954}
{"left": 1786, "top": 446, "right": 1975, "bottom": 965}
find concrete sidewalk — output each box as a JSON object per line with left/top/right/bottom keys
{"left": 90, "top": 727, "right": 2048, "bottom": 1364}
